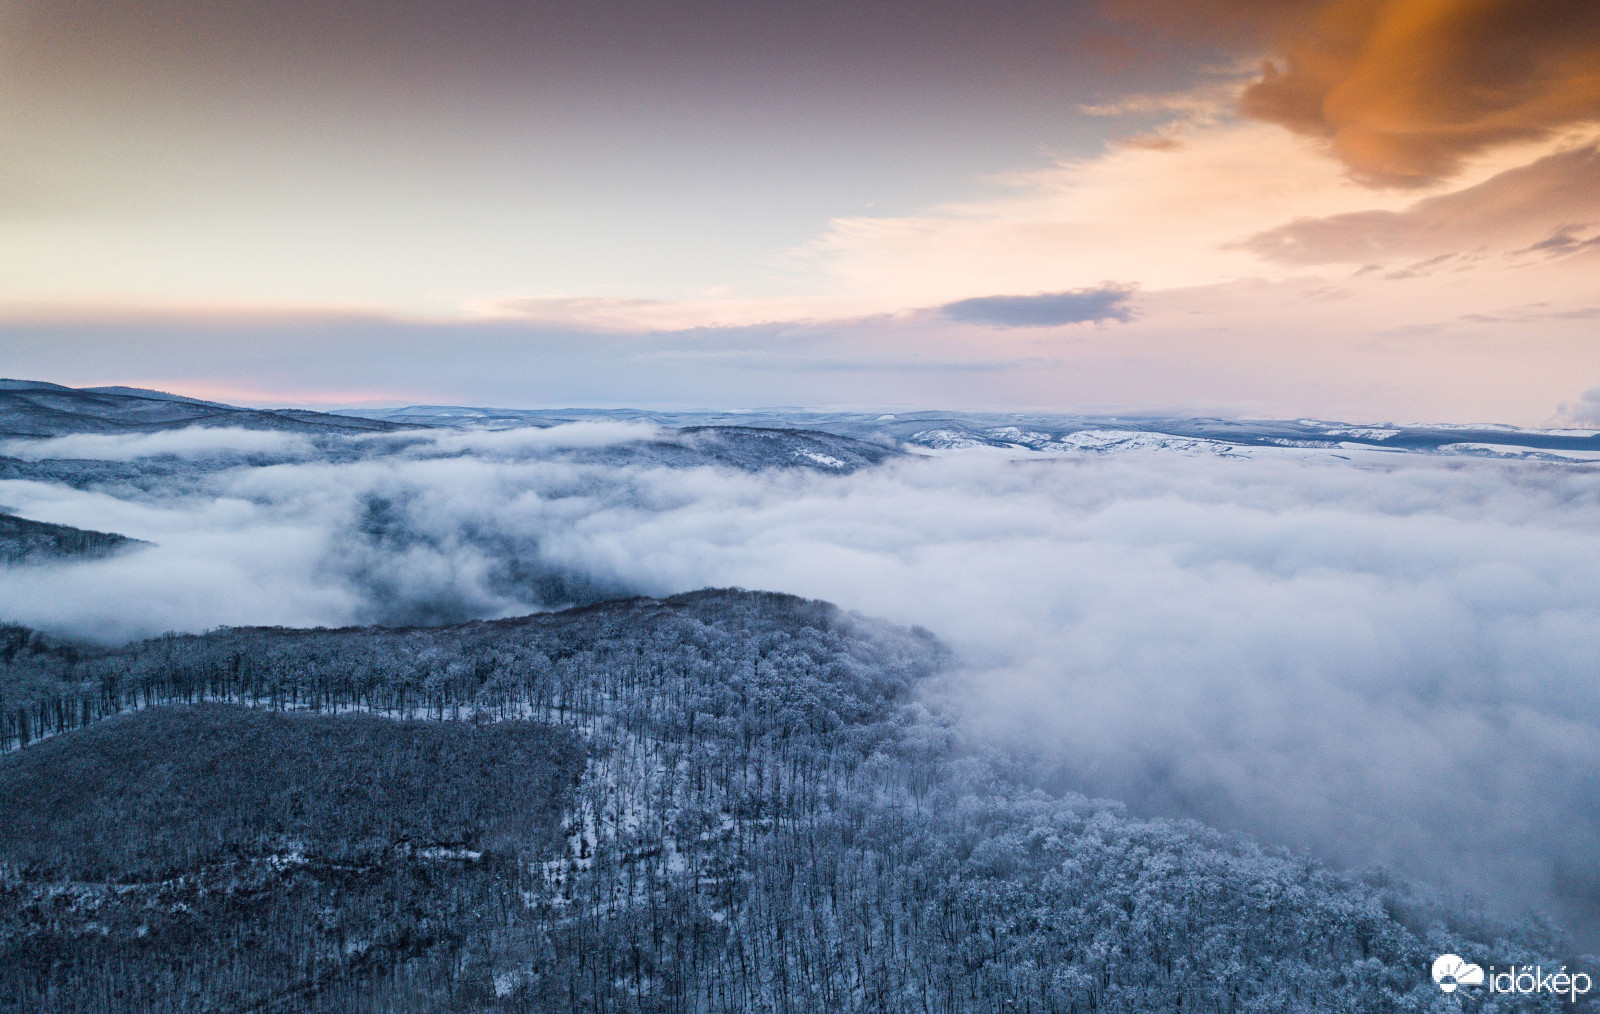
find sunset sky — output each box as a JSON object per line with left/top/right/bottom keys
{"left": 3, "top": 0, "right": 1598, "bottom": 423}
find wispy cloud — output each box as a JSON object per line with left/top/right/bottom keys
{"left": 1236, "top": 144, "right": 1600, "bottom": 265}
{"left": 632, "top": 348, "right": 1059, "bottom": 372}
{"left": 1076, "top": 78, "right": 1245, "bottom": 122}
{"left": 463, "top": 296, "right": 682, "bottom": 331}
{"left": 1517, "top": 223, "right": 1600, "bottom": 259}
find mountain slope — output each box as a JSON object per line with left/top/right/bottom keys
{"left": 0, "top": 590, "right": 1584, "bottom": 1013}
{"left": 0, "top": 381, "right": 407, "bottom": 438}
{"left": 0, "top": 706, "right": 580, "bottom": 1013}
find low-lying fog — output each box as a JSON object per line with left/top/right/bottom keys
{"left": 3, "top": 424, "right": 1598, "bottom": 945}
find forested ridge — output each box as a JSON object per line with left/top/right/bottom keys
{"left": 0, "top": 590, "right": 1587, "bottom": 1012}
{"left": 0, "top": 512, "right": 145, "bottom": 564}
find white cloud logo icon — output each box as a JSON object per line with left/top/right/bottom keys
{"left": 1433, "top": 954, "right": 1486, "bottom": 993}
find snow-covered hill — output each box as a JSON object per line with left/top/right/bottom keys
{"left": 340, "top": 402, "right": 1600, "bottom": 462}
{"left": 2, "top": 591, "right": 1586, "bottom": 1013}
{"left": 0, "top": 380, "right": 404, "bottom": 438}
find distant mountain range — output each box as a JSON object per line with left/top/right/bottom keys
{"left": 346, "top": 403, "right": 1600, "bottom": 462}
{"left": 6, "top": 380, "right": 1599, "bottom": 462}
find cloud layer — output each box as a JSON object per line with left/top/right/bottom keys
{"left": 1239, "top": 144, "right": 1600, "bottom": 265}
{"left": 2, "top": 440, "right": 1599, "bottom": 943}
{"left": 1, "top": 428, "right": 314, "bottom": 461}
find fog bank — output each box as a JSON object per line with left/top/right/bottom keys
{"left": 2, "top": 444, "right": 1598, "bottom": 943}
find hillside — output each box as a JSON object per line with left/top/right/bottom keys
{"left": 0, "top": 706, "right": 580, "bottom": 1013}
{"left": 0, "top": 381, "right": 405, "bottom": 438}
{"left": 0, "top": 590, "right": 1584, "bottom": 1013}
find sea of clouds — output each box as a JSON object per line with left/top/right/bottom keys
{"left": 2, "top": 424, "right": 1598, "bottom": 944}
{"left": 2, "top": 427, "right": 317, "bottom": 462}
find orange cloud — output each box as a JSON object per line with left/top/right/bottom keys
{"left": 1113, "top": 0, "right": 1600, "bottom": 186}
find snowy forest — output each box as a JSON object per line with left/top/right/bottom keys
{"left": 0, "top": 590, "right": 1587, "bottom": 1013}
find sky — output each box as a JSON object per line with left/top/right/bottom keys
{"left": 2, "top": 0, "right": 1598, "bottom": 423}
